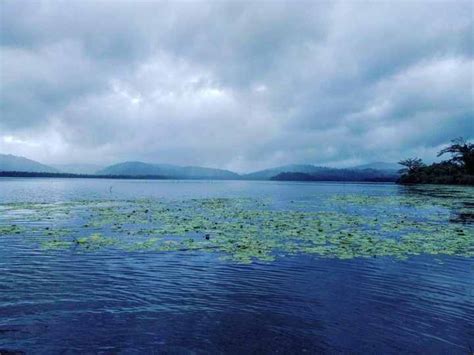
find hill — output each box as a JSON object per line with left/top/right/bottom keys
{"left": 97, "top": 161, "right": 240, "bottom": 179}
{"left": 243, "top": 164, "right": 327, "bottom": 180}
{"left": 0, "top": 154, "right": 58, "bottom": 173}
{"left": 272, "top": 169, "right": 398, "bottom": 182}
{"left": 0, "top": 155, "right": 401, "bottom": 182}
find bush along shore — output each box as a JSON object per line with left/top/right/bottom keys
{"left": 398, "top": 137, "right": 474, "bottom": 185}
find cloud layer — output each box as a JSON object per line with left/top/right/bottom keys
{"left": 1, "top": 0, "right": 472, "bottom": 171}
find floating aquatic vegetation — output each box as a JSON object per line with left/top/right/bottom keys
{"left": 1, "top": 187, "right": 473, "bottom": 263}
{"left": 73, "top": 233, "right": 117, "bottom": 250}
{"left": 41, "top": 239, "right": 73, "bottom": 250}
{"left": 0, "top": 224, "right": 24, "bottom": 235}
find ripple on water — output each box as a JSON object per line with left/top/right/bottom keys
{"left": 0, "top": 180, "right": 473, "bottom": 353}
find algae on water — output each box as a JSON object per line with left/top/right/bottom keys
{"left": 1, "top": 185, "right": 473, "bottom": 263}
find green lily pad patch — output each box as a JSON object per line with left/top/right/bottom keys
{"left": 1, "top": 188, "right": 473, "bottom": 263}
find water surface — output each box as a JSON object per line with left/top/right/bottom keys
{"left": 0, "top": 178, "right": 473, "bottom": 353}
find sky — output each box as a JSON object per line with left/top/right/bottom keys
{"left": 0, "top": 0, "right": 473, "bottom": 172}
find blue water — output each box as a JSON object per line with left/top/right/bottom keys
{"left": 0, "top": 178, "right": 473, "bottom": 354}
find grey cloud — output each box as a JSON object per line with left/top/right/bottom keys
{"left": 0, "top": 0, "right": 472, "bottom": 171}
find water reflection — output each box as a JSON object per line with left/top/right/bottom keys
{"left": 399, "top": 184, "right": 474, "bottom": 225}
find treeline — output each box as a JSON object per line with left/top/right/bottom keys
{"left": 398, "top": 138, "right": 474, "bottom": 185}
{"left": 0, "top": 171, "right": 168, "bottom": 180}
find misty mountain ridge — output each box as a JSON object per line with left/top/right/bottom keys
{"left": 96, "top": 161, "right": 240, "bottom": 179}
{"left": 99, "top": 161, "right": 399, "bottom": 181}
{"left": 271, "top": 169, "right": 398, "bottom": 182}
{"left": 242, "top": 164, "right": 329, "bottom": 180}
{"left": 0, "top": 154, "right": 58, "bottom": 173}
{"left": 1, "top": 154, "right": 400, "bottom": 181}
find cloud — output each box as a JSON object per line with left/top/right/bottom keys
{"left": 0, "top": 0, "right": 472, "bottom": 171}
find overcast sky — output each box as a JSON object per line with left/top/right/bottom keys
{"left": 0, "top": 0, "right": 472, "bottom": 172}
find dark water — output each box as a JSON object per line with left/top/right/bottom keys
{"left": 0, "top": 178, "right": 473, "bottom": 354}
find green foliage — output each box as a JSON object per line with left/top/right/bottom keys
{"left": 398, "top": 137, "right": 474, "bottom": 185}
{"left": 398, "top": 158, "right": 425, "bottom": 174}
{"left": 437, "top": 137, "right": 474, "bottom": 174}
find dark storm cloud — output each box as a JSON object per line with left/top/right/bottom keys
{"left": 0, "top": 0, "right": 472, "bottom": 170}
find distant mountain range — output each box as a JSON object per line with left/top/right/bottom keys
{"left": 242, "top": 163, "right": 399, "bottom": 181}
{"left": 271, "top": 168, "right": 397, "bottom": 182}
{"left": 0, "top": 154, "right": 59, "bottom": 173}
{"left": 96, "top": 161, "right": 240, "bottom": 179}
{"left": 242, "top": 164, "right": 327, "bottom": 180}
{"left": 0, "top": 154, "right": 400, "bottom": 181}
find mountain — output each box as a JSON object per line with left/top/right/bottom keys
{"left": 52, "top": 164, "right": 104, "bottom": 175}
{"left": 243, "top": 164, "right": 327, "bottom": 180}
{"left": 97, "top": 161, "right": 240, "bottom": 179}
{"left": 351, "top": 162, "right": 400, "bottom": 171}
{"left": 246, "top": 163, "right": 399, "bottom": 182}
{"left": 0, "top": 154, "right": 58, "bottom": 173}
{"left": 0, "top": 154, "right": 401, "bottom": 182}
{"left": 272, "top": 168, "right": 398, "bottom": 182}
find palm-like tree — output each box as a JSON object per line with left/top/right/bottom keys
{"left": 437, "top": 137, "right": 474, "bottom": 174}
{"left": 398, "top": 158, "right": 425, "bottom": 174}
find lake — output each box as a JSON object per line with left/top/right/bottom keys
{"left": 0, "top": 178, "right": 473, "bottom": 354}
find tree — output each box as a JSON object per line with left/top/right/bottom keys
{"left": 437, "top": 137, "right": 474, "bottom": 174}
{"left": 398, "top": 158, "right": 425, "bottom": 174}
